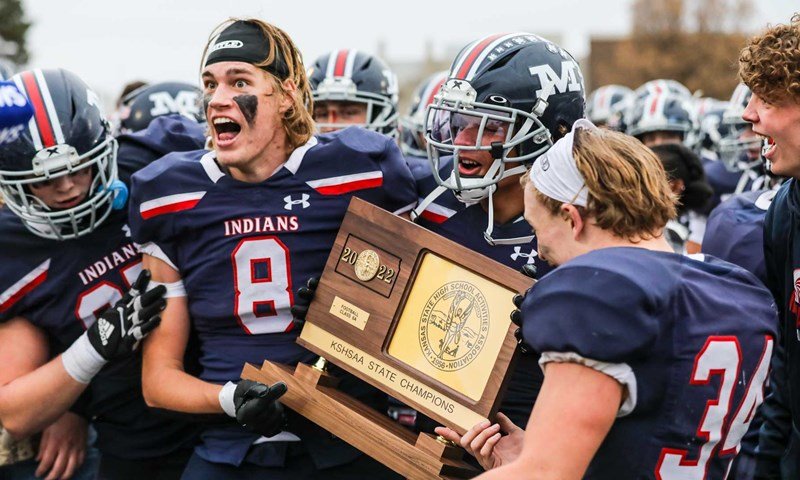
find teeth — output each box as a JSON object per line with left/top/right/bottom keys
{"left": 213, "top": 117, "right": 235, "bottom": 125}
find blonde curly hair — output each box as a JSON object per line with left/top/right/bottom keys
{"left": 739, "top": 13, "right": 800, "bottom": 104}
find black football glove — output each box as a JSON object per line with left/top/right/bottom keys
{"left": 234, "top": 380, "right": 288, "bottom": 437}
{"left": 289, "top": 277, "right": 319, "bottom": 329}
{"left": 87, "top": 270, "right": 166, "bottom": 360}
{"left": 511, "top": 265, "right": 536, "bottom": 354}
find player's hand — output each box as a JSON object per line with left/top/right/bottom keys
{"left": 434, "top": 412, "right": 524, "bottom": 471}
{"left": 233, "top": 380, "right": 288, "bottom": 438}
{"left": 289, "top": 277, "right": 319, "bottom": 329}
{"left": 35, "top": 412, "right": 87, "bottom": 480}
{"left": 510, "top": 290, "right": 532, "bottom": 354}
{"left": 87, "top": 270, "right": 166, "bottom": 360}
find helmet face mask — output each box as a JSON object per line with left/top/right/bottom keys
{"left": 0, "top": 69, "right": 120, "bottom": 240}
{"left": 424, "top": 79, "right": 552, "bottom": 198}
{"left": 717, "top": 83, "right": 762, "bottom": 171}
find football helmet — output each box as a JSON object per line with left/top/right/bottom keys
{"left": 118, "top": 81, "right": 204, "bottom": 134}
{"left": 0, "top": 69, "right": 120, "bottom": 240}
{"left": 418, "top": 33, "right": 585, "bottom": 244}
{"left": 627, "top": 91, "right": 696, "bottom": 141}
{"left": 585, "top": 84, "right": 633, "bottom": 126}
{"left": 691, "top": 98, "right": 728, "bottom": 158}
{"left": 717, "top": 83, "right": 761, "bottom": 170}
{"left": 399, "top": 71, "right": 448, "bottom": 157}
{"left": 308, "top": 50, "right": 399, "bottom": 136}
{"left": 633, "top": 79, "right": 692, "bottom": 100}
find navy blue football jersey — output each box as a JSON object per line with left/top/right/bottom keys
{"left": 521, "top": 247, "right": 777, "bottom": 479}
{"left": 128, "top": 127, "right": 417, "bottom": 466}
{"left": 403, "top": 153, "right": 433, "bottom": 181}
{"left": 704, "top": 159, "right": 755, "bottom": 211}
{"left": 703, "top": 189, "right": 774, "bottom": 285}
{"left": 0, "top": 115, "right": 205, "bottom": 459}
{"left": 413, "top": 161, "right": 547, "bottom": 428}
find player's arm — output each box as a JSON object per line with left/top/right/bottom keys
{"left": 0, "top": 271, "right": 163, "bottom": 438}
{"left": 140, "top": 253, "right": 224, "bottom": 413}
{"left": 476, "top": 362, "right": 621, "bottom": 479}
{"left": 0, "top": 316, "right": 81, "bottom": 438}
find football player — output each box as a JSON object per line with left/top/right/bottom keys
{"left": 130, "top": 18, "right": 415, "bottom": 479}
{"left": 399, "top": 70, "right": 448, "bottom": 179}
{"left": 738, "top": 13, "right": 800, "bottom": 479}
{"left": 649, "top": 143, "right": 713, "bottom": 253}
{"left": 438, "top": 121, "right": 777, "bottom": 480}
{"left": 410, "top": 33, "right": 585, "bottom": 430}
{"left": 0, "top": 68, "right": 206, "bottom": 479}
{"left": 308, "top": 49, "right": 399, "bottom": 137}
{"left": 585, "top": 84, "right": 632, "bottom": 128}
{"left": 704, "top": 84, "right": 771, "bottom": 211}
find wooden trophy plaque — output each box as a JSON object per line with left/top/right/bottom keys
{"left": 242, "top": 197, "right": 532, "bottom": 479}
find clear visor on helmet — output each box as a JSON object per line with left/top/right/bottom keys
{"left": 312, "top": 78, "right": 398, "bottom": 137}
{"left": 0, "top": 136, "right": 119, "bottom": 240}
{"left": 424, "top": 93, "right": 551, "bottom": 195}
{"left": 717, "top": 120, "right": 762, "bottom": 171}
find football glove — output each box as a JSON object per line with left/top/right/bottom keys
{"left": 62, "top": 270, "right": 166, "bottom": 383}
{"left": 289, "top": 277, "right": 319, "bottom": 328}
{"left": 87, "top": 269, "right": 166, "bottom": 360}
{"left": 219, "top": 380, "right": 288, "bottom": 437}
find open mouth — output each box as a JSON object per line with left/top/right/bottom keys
{"left": 55, "top": 194, "right": 83, "bottom": 209}
{"left": 213, "top": 117, "right": 242, "bottom": 146}
{"left": 457, "top": 157, "right": 483, "bottom": 177}
{"left": 760, "top": 134, "right": 776, "bottom": 159}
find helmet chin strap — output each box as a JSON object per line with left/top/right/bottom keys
{"left": 482, "top": 164, "right": 534, "bottom": 246}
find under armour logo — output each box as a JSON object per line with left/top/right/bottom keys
{"left": 45, "top": 147, "right": 60, "bottom": 157}
{"left": 284, "top": 194, "right": 310, "bottom": 210}
{"left": 510, "top": 246, "right": 537, "bottom": 265}
{"left": 451, "top": 80, "right": 463, "bottom": 90}
{"left": 121, "top": 224, "right": 131, "bottom": 238}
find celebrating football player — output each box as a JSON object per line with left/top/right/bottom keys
{"left": 0, "top": 69, "right": 206, "bottom": 479}
{"left": 738, "top": 13, "right": 800, "bottom": 479}
{"left": 438, "top": 121, "right": 777, "bottom": 480}
{"left": 131, "top": 18, "right": 416, "bottom": 478}
{"left": 411, "top": 33, "right": 585, "bottom": 430}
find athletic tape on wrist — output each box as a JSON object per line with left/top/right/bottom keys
{"left": 61, "top": 332, "right": 107, "bottom": 384}
{"left": 219, "top": 381, "right": 238, "bottom": 418}
{"left": 150, "top": 280, "right": 186, "bottom": 298}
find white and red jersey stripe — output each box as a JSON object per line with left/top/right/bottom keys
{"left": 306, "top": 171, "right": 382, "bottom": 195}
{"left": 325, "top": 49, "right": 359, "bottom": 80}
{"left": 139, "top": 191, "right": 207, "bottom": 220}
{"left": 13, "top": 69, "right": 65, "bottom": 151}
{"left": 449, "top": 33, "right": 532, "bottom": 81}
{"left": 417, "top": 201, "right": 457, "bottom": 224}
{"left": 0, "top": 259, "right": 50, "bottom": 313}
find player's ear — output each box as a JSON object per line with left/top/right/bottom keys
{"left": 562, "top": 204, "right": 584, "bottom": 239}
{"left": 278, "top": 78, "right": 297, "bottom": 115}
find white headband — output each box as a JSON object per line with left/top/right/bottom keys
{"left": 528, "top": 118, "right": 598, "bottom": 207}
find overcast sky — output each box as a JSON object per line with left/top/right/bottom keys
{"left": 22, "top": 0, "right": 799, "bottom": 106}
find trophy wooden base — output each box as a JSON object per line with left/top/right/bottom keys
{"left": 242, "top": 361, "right": 480, "bottom": 480}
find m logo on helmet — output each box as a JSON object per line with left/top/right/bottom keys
{"left": 149, "top": 91, "right": 200, "bottom": 118}
{"left": 528, "top": 61, "right": 582, "bottom": 99}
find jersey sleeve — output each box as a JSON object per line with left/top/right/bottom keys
{"left": 355, "top": 137, "right": 417, "bottom": 215}
{"left": 127, "top": 159, "right": 182, "bottom": 271}
{"left": 521, "top": 264, "right": 661, "bottom": 414}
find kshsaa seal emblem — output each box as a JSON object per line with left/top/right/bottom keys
{"left": 354, "top": 249, "right": 380, "bottom": 282}
{"left": 419, "top": 281, "right": 490, "bottom": 372}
